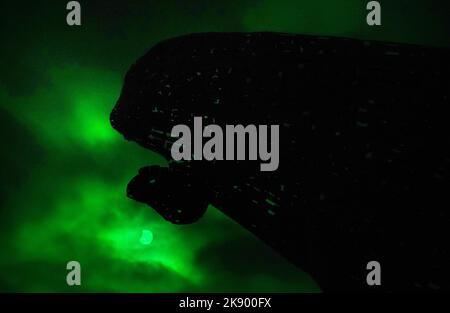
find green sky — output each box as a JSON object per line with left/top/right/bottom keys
{"left": 0, "top": 0, "right": 449, "bottom": 292}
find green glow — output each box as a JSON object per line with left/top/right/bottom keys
{"left": 1, "top": 0, "right": 448, "bottom": 293}
{"left": 140, "top": 230, "right": 154, "bottom": 245}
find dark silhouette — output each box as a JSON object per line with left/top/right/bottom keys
{"left": 111, "top": 32, "right": 450, "bottom": 292}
